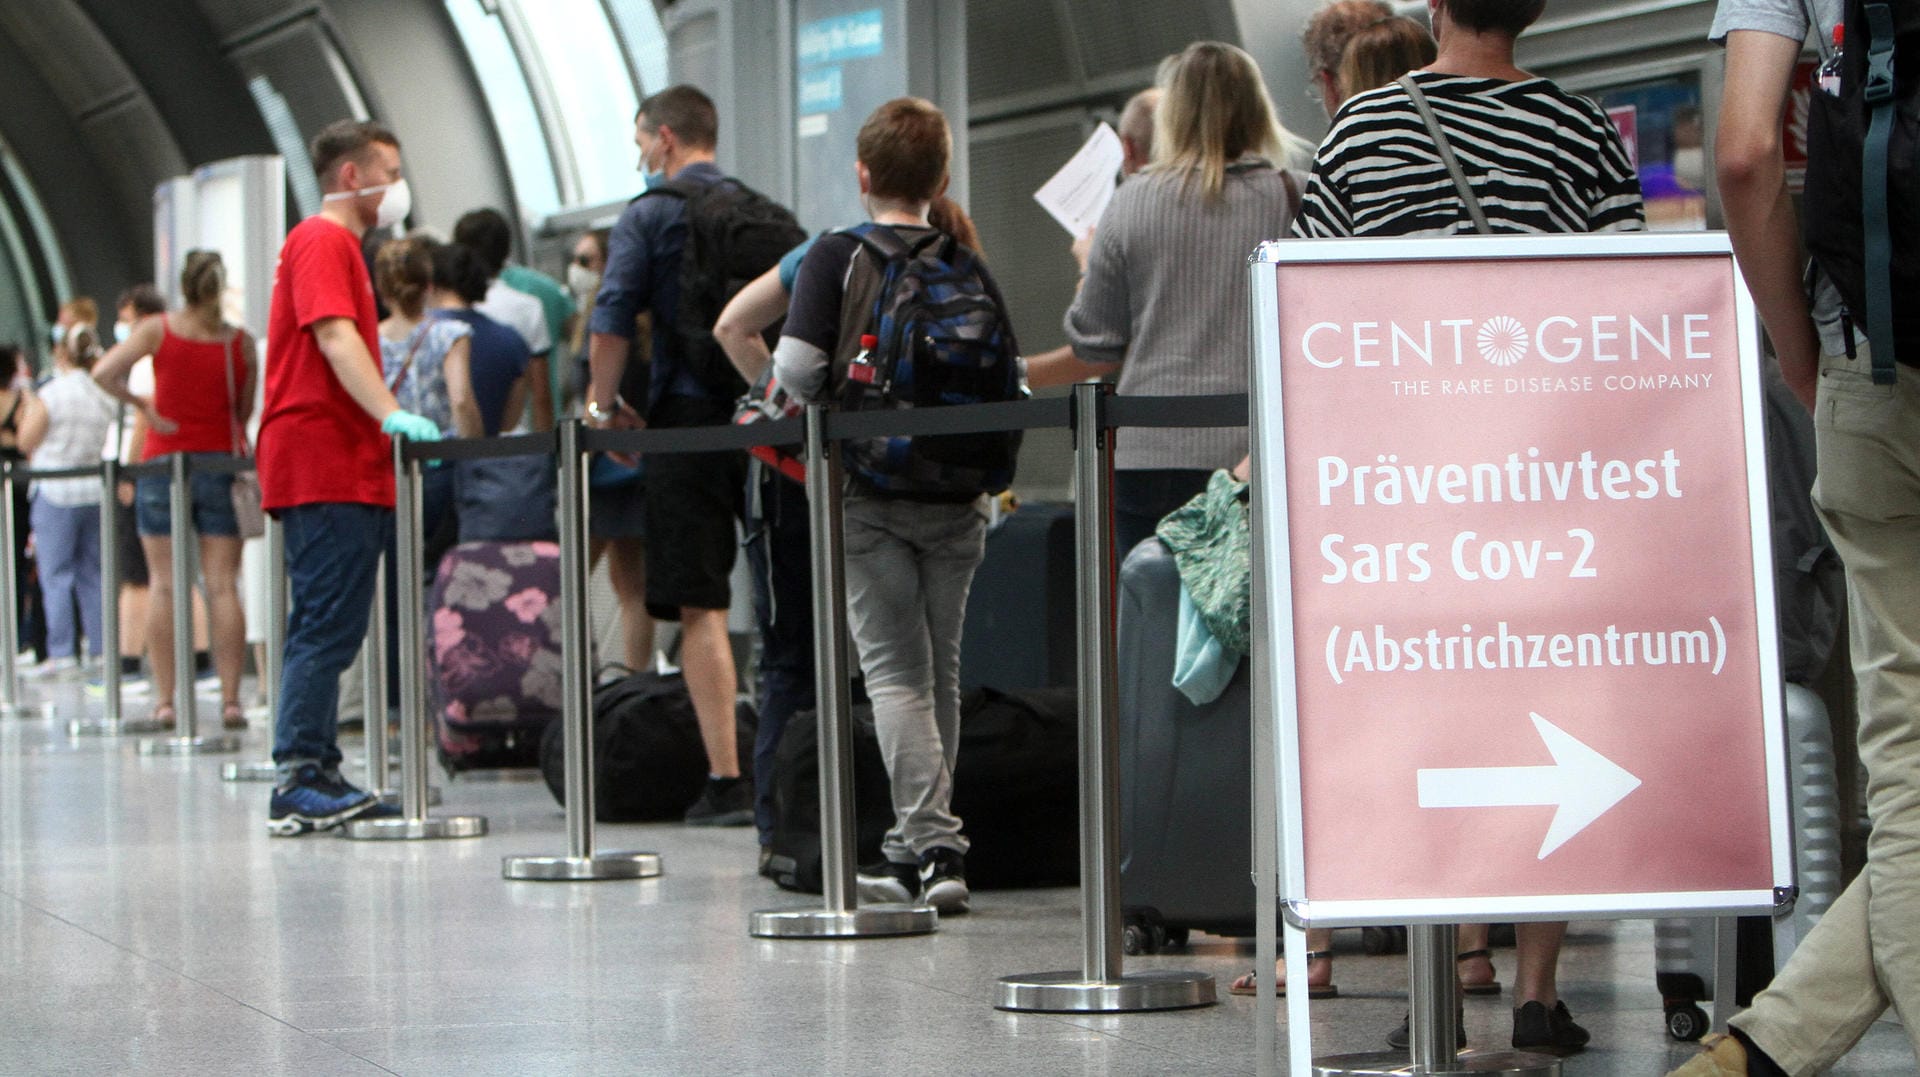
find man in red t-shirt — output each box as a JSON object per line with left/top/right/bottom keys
{"left": 261, "top": 119, "right": 441, "bottom": 836}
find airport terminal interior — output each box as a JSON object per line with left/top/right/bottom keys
{"left": 0, "top": 0, "right": 1915, "bottom": 1074}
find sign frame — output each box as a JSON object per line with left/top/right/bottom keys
{"left": 1247, "top": 232, "right": 1794, "bottom": 929}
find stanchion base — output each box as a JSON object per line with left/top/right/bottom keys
{"left": 1311, "top": 1050, "right": 1561, "bottom": 1077}
{"left": 748, "top": 903, "right": 938, "bottom": 938}
{"left": 221, "top": 760, "right": 280, "bottom": 782}
{"left": 376, "top": 788, "right": 442, "bottom": 807}
{"left": 340, "top": 814, "right": 487, "bottom": 840}
{"left": 70, "top": 717, "right": 168, "bottom": 738}
{"left": 137, "top": 734, "right": 242, "bottom": 756}
{"left": 2, "top": 702, "right": 56, "bottom": 721}
{"left": 501, "top": 852, "right": 662, "bottom": 881}
{"left": 994, "top": 969, "right": 1216, "bottom": 1013}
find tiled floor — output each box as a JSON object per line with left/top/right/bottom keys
{"left": 1, "top": 675, "right": 1910, "bottom": 1076}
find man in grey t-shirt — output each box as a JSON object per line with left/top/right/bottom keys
{"left": 1672, "top": 3, "right": 1920, "bottom": 1075}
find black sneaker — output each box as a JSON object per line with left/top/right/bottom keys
{"left": 918, "top": 847, "right": 969, "bottom": 914}
{"left": 682, "top": 776, "right": 753, "bottom": 826}
{"left": 1385, "top": 1008, "right": 1467, "bottom": 1051}
{"left": 1511, "top": 1000, "right": 1589, "bottom": 1056}
{"left": 857, "top": 859, "right": 919, "bottom": 904}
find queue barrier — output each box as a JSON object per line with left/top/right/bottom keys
{"left": 4, "top": 391, "right": 1251, "bottom": 1019}
{"left": 2, "top": 455, "right": 257, "bottom": 736}
{"left": 427, "top": 388, "right": 1235, "bottom": 1008}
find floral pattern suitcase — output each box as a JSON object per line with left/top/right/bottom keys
{"left": 428, "top": 541, "right": 564, "bottom": 771}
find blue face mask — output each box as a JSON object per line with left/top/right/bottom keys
{"left": 114, "top": 321, "right": 132, "bottom": 344}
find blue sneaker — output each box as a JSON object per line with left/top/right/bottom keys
{"left": 267, "top": 764, "right": 377, "bottom": 836}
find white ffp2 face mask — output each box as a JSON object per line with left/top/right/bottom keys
{"left": 323, "top": 177, "right": 411, "bottom": 230}
{"left": 567, "top": 263, "right": 602, "bottom": 301}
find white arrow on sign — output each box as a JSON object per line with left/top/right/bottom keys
{"left": 1416, "top": 713, "right": 1642, "bottom": 860}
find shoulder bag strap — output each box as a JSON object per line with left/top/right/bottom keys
{"left": 1861, "top": 1, "right": 1899, "bottom": 383}
{"left": 386, "top": 322, "right": 429, "bottom": 394}
{"left": 1398, "top": 74, "right": 1493, "bottom": 236}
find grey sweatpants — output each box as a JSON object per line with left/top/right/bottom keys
{"left": 842, "top": 491, "right": 987, "bottom": 864}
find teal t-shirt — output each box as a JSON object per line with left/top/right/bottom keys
{"left": 501, "top": 263, "right": 575, "bottom": 419}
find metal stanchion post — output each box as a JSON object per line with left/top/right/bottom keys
{"left": 502, "top": 421, "right": 655, "bottom": 878}
{"left": 362, "top": 556, "right": 391, "bottom": 799}
{"left": 750, "top": 404, "right": 936, "bottom": 938}
{"left": 140, "top": 453, "right": 237, "bottom": 754}
{"left": 223, "top": 514, "right": 282, "bottom": 781}
{"left": 1311, "top": 923, "right": 1557, "bottom": 1076}
{"left": 997, "top": 383, "right": 1214, "bottom": 1012}
{"left": 0, "top": 461, "right": 51, "bottom": 720}
{"left": 73, "top": 460, "right": 161, "bottom": 736}
{"left": 343, "top": 436, "right": 484, "bottom": 840}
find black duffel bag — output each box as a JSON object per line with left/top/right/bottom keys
{"left": 767, "top": 685, "right": 1079, "bottom": 893}
{"left": 541, "top": 670, "right": 755, "bottom": 822}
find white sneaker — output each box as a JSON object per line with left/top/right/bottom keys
{"left": 30, "top": 656, "right": 80, "bottom": 679}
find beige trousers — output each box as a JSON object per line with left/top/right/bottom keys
{"left": 1734, "top": 346, "right": 1920, "bottom": 1073}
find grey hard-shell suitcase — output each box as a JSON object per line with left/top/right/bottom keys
{"left": 1114, "top": 539, "right": 1407, "bottom": 956}
{"left": 1654, "top": 682, "right": 1843, "bottom": 1039}
{"left": 1116, "top": 538, "right": 1255, "bottom": 949}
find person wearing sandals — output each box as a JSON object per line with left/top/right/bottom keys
{"left": 94, "top": 250, "right": 256, "bottom": 732}
{"left": 1292, "top": 0, "right": 1644, "bottom": 1055}
{"left": 1224, "top": 2, "right": 1444, "bottom": 1009}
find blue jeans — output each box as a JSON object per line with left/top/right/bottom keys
{"left": 29, "top": 499, "right": 102, "bottom": 659}
{"left": 135, "top": 454, "right": 240, "bottom": 537}
{"left": 275, "top": 502, "right": 392, "bottom": 774}
{"left": 745, "top": 468, "right": 815, "bottom": 845}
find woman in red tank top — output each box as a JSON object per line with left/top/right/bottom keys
{"left": 94, "top": 251, "right": 256, "bottom": 730}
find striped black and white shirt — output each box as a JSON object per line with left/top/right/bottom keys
{"left": 1293, "top": 72, "right": 1644, "bottom": 238}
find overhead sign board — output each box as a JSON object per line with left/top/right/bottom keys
{"left": 1249, "top": 234, "right": 1792, "bottom": 925}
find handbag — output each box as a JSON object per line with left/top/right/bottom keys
{"left": 222, "top": 331, "right": 266, "bottom": 540}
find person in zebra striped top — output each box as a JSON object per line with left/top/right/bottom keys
{"left": 1291, "top": 0, "right": 1647, "bottom": 1059}
{"left": 1293, "top": 1, "right": 1645, "bottom": 240}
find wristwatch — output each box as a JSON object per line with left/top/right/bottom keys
{"left": 585, "top": 397, "right": 614, "bottom": 425}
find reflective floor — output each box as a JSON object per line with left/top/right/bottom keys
{"left": 1, "top": 674, "right": 1910, "bottom": 1076}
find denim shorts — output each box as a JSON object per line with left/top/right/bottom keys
{"left": 135, "top": 454, "right": 239, "bottom": 538}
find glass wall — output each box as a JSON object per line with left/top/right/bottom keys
{"left": 445, "top": 0, "right": 662, "bottom": 225}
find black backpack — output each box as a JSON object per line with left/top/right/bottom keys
{"left": 1802, "top": 0, "right": 1920, "bottom": 380}
{"left": 645, "top": 177, "right": 807, "bottom": 400}
{"left": 831, "top": 223, "right": 1023, "bottom": 497}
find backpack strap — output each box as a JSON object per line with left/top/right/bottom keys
{"left": 1398, "top": 73, "right": 1493, "bottom": 236}
{"left": 1862, "top": 1, "right": 1899, "bottom": 384}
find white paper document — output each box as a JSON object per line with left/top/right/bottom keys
{"left": 1032, "top": 123, "right": 1125, "bottom": 237}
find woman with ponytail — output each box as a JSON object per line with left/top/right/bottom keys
{"left": 20, "top": 302, "right": 104, "bottom": 675}
{"left": 95, "top": 250, "right": 255, "bottom": 729}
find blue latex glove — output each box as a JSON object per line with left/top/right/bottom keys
{"left": 380, "top": 409, "right": 441, "bottom": 443}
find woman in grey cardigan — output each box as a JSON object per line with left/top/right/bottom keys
{"left": 1028, "top": 40, "right": 1299, "bottom": 556}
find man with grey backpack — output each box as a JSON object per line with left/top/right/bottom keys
{"left": 1671, "top": 1, "right": 1920, "bottom": 1074}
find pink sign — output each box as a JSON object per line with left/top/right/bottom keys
{"left": 1261, "top": 244, "right": 1783, "bottom": 920}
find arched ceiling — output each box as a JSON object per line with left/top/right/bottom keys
{"left": 0, "top": 0, "right": 517, "bottom": 341}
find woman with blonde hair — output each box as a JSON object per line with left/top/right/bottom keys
{"left": 1030, "top": 40, "right": 1299, "bottom": 554}
{"left": 95, "top": 250, "right": 256, "bottom": 729}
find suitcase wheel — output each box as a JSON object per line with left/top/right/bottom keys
{"left": 1665, "top": 1003, "right": 1710, "bottom": 1042}
{"left": 1121, "top": 911, "right": 1168, "bottom": 956}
